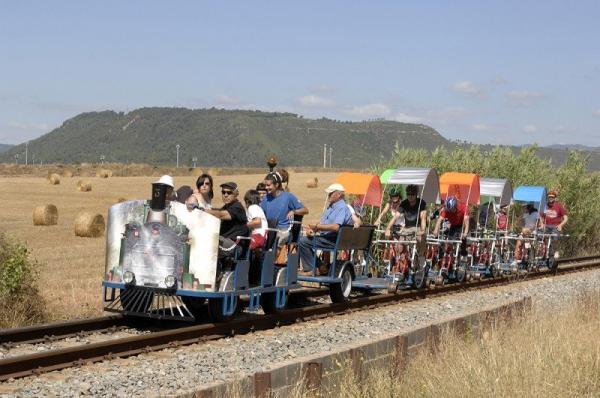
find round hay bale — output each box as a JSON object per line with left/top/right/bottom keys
{"left": 33, "top": 204, "right": 58, "bottom": 226}
{"left": 62, "top": 169, "right": 74, "bottom": 178}
{"left": 77, "top": 180, "right": 92, "bottom": 192}
{"left": 306, "top": 177, "right": 319, "bottom": 188}
{"left": 97, "top": 169, "right": 113, "bottom": 178}
{"left": 74, "top": 213, "right": 105, "bottom": 238}
{"left": 48, "top": 173, "right": 61, "bottom": 185}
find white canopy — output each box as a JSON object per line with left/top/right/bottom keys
{"left": 480, "top": 178, "right": 512, "bottom": 206}
{"left": 387, "top": 167, "right": 440, "bottom": 204}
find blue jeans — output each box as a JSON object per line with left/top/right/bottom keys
{"left": 299, "top": 234, "right": 337, "bottom": 271}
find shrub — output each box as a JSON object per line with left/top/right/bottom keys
{"left": 0, "top": 233, "right": 46, "bottom": 327}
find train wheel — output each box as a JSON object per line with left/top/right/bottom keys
{"left": 208, "top": 297, "right": 239, "bottom": 323}
{"left": 330, "top": 264, "right": 353, "bottom": 303}
{"left": 412, "top": 255, "right": 428, "bottom": 289}
{"left": 262, "top": 267, "right": 289, "bottom": 314}
{"left": 456, "top": 257, "right": 468, "bottom": 283}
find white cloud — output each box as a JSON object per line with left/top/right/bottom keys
{"left": 451, "top": 81, "right": 486, "bottom": 98}
{"left": 593, "top": 108, "right": 600, "bottom": 117}
{"left": 298, "top": 95, "right": 336, "bottom": 108}
{"left": 308, "top": 84, "right": 336, "bottom": 94}
{"left": 345, "top": 103, "right": 391, "bottom": 118}
{"left": 215, "top": 94, "right": 242, "bottom": 106}
{"left": 7, "top": 121, "right": 50, "bottom": 131}
{"left": 393, "top": 113, "right": 422, "bottom": 123}
{"left": 523, "top": 124, "right": 538, "bottom": 133}
{"left": 472, "top": 123, "right": 492, "bottom": 132}
{"left": 506, "top": 90, "right": 544, "bottom": 107}
{"left": 491, "top": 76, "right": 508, "bottom": 85}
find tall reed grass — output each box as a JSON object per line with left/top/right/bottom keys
{"left": 377, "top": 145, "right": 600, "bottom": 256}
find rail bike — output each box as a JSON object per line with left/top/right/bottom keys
{"left": 465, "top": 177, "right": 513, "bottom": 279}
{"left": 425, "top": 172, "right": 480, "bottom": 285}
{"left": 497, "top": 185, "right": 548, "bottom": 274}
{"left": 368, "top": 168, "right": 439, "bottom": 290}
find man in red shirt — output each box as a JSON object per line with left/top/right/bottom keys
{"left": 433, "top": 196, "right": 470, "bottom": 239}
{"left": 541, "top": 190, "right": 568, "bottom": 232}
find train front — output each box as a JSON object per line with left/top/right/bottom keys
{"left": 102, "top": 180, "right": 220, "bottom": 321}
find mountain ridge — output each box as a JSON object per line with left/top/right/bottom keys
{"left": 1, "top": 107, "right": 599, "bottom": 170}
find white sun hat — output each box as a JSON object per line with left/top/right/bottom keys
{"left": 324, "top": 183, "right": 345, "bottom": 193}
{"left": 154, "top": 175, "right": 175, "bottom": 188}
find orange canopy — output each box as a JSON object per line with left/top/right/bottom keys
{"left": 334, "top": 172, "right": 382, "bottom": 207}
{"left": 439, "top": 172, "right": 480, "bottom": 205}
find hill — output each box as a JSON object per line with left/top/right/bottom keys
{"left": 0, "top": 108, "right": 447, "bottom": 168}
{"left": 0, "top": 144, "right": 13, "bottom": 153}
{"left": 1, "top": 107, "right": 599, "bottom": 170}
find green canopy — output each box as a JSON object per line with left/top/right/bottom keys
{"left": 379, "top": 169, "right": 396, "bottom": 184}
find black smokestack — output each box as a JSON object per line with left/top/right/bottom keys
{"left": 151, "top": 183, "right": 169, "bottom": 211}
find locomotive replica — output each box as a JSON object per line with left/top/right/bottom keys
{"left": 102, "top": 179, "right": 300, "bottom": 322}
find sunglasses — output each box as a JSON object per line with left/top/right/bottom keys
{"left": 221, "top": 190, "right": 233, "bottom": 196}
{"left": 200, "top": 181, "right": 211, "bottom": 186}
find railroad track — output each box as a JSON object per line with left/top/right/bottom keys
{"left": 1, "top": 255, "right": 599, "bottom": 381}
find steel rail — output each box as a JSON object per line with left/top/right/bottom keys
{"left": 1, "top": 255, "right": 599, "bottom": 381}
{"left": 0, "top": 287, "right": 329, "bottom": 346}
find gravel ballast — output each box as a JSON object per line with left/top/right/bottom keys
{"left": 1, "top": 268, "right": 600, "bottom": 397}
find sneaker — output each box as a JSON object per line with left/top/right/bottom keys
{"left": 318, "top": 264, "right": 330, "bottom": 276}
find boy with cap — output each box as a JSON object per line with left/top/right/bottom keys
{"left": 298, "top": 183, "right": 353, "bottom": 274}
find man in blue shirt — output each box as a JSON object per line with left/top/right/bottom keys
{"left": 299, "top": 183, "right": 353, "bottom": 273}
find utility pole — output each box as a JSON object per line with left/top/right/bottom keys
{"left": 323, "top": 144, "right": 327, "bottom": 168}
{"left": 329, "top": 146, "right": 332, "bottom": 168}
{"left": 176, "top": 144, "right": 180, "bottom": 168}
{"left": 25, "top": 142, "right": 28, "bottom": 165}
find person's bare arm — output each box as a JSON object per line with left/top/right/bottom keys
{"left": 558, "top": 214, "right": 568, "bottom": 231}
{"left": 375, "top": 203, "right": 390, "bottom": 225}
{"left": 384, "top": 213, "right": 400, "bottom": 237}
{"left": 203, "top": 208, "right": 232, "bottom": 220}
{"left": 247, "top": 217, "right": 261, "bottom": 229}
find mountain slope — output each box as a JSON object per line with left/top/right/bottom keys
{"left": 0, "top": 108, "right": 448, "bottom": 168}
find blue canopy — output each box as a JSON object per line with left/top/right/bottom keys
{"left": 512, "top": 185, "right": 547, "bottom": 211}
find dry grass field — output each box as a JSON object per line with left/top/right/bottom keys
{"left": 0, "top": 172, "right": 338, "bottom": 321}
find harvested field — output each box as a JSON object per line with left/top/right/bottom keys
{"left": 0, "top": 172, "right": 337, "bottom": 321}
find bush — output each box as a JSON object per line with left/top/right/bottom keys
{"left": 379, "top": 145, "right": 600, "bottom": 255}
{"left": 0, "top": 233, "right": 46, "bottom": 327}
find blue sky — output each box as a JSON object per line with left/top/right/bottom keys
{"left": 1, "top": 1, "right": 599, "bottom": 146}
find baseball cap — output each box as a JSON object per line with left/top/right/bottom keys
{"left": 220, "top": 181, "right": 238, "bottom": 191}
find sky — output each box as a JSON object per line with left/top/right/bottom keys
{"left": 1, "top": 1, "right": 600, "bottom": 146}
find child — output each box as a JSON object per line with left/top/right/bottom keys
{"left": 244, "top": 189, "right": 268, "bottom": 249}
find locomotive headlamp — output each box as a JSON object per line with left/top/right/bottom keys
{"left": 123, "top": 271, "right": 135, "bottom": 284}
{"left": 164, "top": 275, "right": 177, "bottom": 289}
